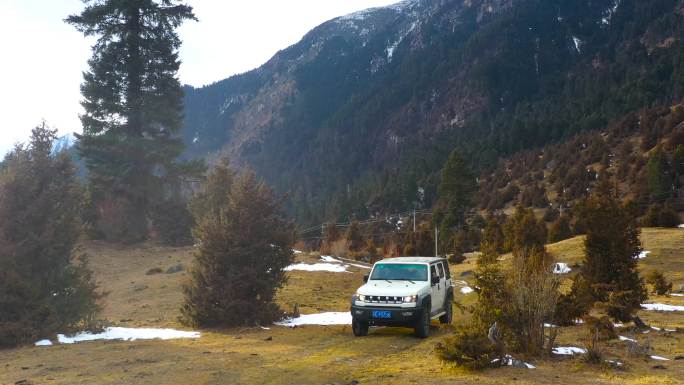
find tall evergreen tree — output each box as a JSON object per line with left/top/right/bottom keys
{"left": 0, "top": 123, "right": 100, "bottom": 347}
{"left": 435, "top": 149, "right": 477, "bottom": 250}
{"left": 182, "top": 168, "right": 294, "bottom": 327}
{"left": 67, "top": 0, "right": 201, "bottom": 242}
{"left": 577, "top": 179, "right": 647, "bottom": 322}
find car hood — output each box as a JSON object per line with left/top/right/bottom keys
{"left": 357, "top": 280, "right": 429, "bottom": 297}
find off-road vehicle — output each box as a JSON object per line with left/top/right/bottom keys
{"left": 350, "top": 257, "right": 453, "bottom": 338}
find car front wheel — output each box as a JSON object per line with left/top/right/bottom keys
{"left": 352, "top": 317, "right": 369, "bottom": 337}
{"left": 414, "top": 309, "right": 430, "bottom": 338}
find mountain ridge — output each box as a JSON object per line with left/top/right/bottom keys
{"left": 182, "top": 0, "right": 684, "bottom": 224}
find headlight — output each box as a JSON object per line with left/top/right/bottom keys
{"left": 355, "top": 294, "right": 366, "bottom": 302}
{"left": 403, "top": 295, "right": 417, "bottom": 303}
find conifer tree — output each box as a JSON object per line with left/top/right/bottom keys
{"left": 67, "top": 0, "right": 202, "bottom": 242}
{"left": 547, "top": 215, "right": 573, "bottom": 243}
{"left": 181, "top": 168, "right": 294, "bottom": 327}
{"left": 346, "top": 220, "right": 364, "bottom": 252}
{"left": 435, "top": 149, "right": 477, "bottom": 249}
{"left": 0, "top": 123, "right": 100, "bottom": 347}
{"left": 577, "top": 179, "right": 647, "bottom": 322}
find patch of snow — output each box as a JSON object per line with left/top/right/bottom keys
{"left": 618, "top": 335, "right": 637, "bottom": 343}
{"left": 606, "top": 359, "right": 624, "bottom": 366}
{"left": 553, "top": 263, "right": 572, "bottom": 274}
{"left": 56, "top": 327, "right": 200, "bottom": 344}
{"left": 572, "top": 36, "right": 583, "bottom": 53}
{"left": 553, "top": 346, "right": 587, "bottom": 356}
{"left": 275, "top": 312, "right": 352, "bottom": 327}
{"left": 636, "top": 250, "right": 650, "bottom": 259}
{"left": 671, "top": 293, "right": 684, "bottom": 297}
{"left": 678, "top": 224, "right": 684, "bottom": 228}
{"left": 460, "top": 286, "right": 474, "bottom": 294}
{"left": 284, "top": 263, "right": 348, "bottom": 273}
{"left": 494, "top": 355, "right": 536, "bottom": 369}
{"left": 574, "top": 319, "right": 585, "bottom": 325}
{"left": 260, "top": 326, "right": 271, "bottom": 330}
{"left": 544, "top": 323, "right": 558, "bottom": 328}
{"left": 641, "top": 303, "right": 684, "bottom": 312}
{"left": 651, "top": 355, "right": 670, "bottom": 361}
{"left": 34, "top": 339, "right": 53, "bottom": 346}
{"left": 320, "top": 255, "right": 371, "bottom": 270}
{"left": 292, "top": 249, "right": 303, "bottom": 254}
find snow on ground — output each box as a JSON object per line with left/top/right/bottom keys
{"left": 460, "top": 286, "right": 474, "bottom": 294}
{"left": 618, "top": 335, "right": 637, "bottom": 343}
{"left": 552, "top": 346, "right": 587, "bottom": 356}
{"left": 641, "top": 303, "right": 684, "bottom": 312}
{"left": 42, "top": 327, "right": 200, "bottom": 345}
{"left": 678, "top": 224, "right": 684, "bottom": 228}
{"left": 275, "top": 312, "right": 352, "bottom": 327}
{"left": 553, "top": 263, "right": 572, "bottom": 274}
{"left": 284, "top": 263, "right": 348, "bottom": 273}
{"left": 651, "top": 355, "right": 670, "bottom": 361}
{"left": 637, "top": 250, "right": 650, "bottom": 259}
{"left": 671, "top": 293, "right": 684, "bottom": 297}
{"left": 320, "top": 255, "right": 371, "bottom": 270}
{"left": 293, "top": 249, "right": 303, "bottom": 254}
{"left": 492, "top": 355, "right": 535, "bottom": 369}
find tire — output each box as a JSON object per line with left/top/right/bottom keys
{"left": 352, "top": 317, "right": 369, "bottom": 337}
{"left": 414, "top": 308, "right": 431, "bottom": 338}
{"left": 439, "top": 297, "right": 453, "bottom": 325}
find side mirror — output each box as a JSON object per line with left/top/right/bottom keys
{"left": 431, "top": 275, "right": 440, "bottom": 285}
{"left": 363, "top": 275, "right": 369, "bottom": 283}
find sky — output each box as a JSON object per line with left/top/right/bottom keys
{"left": 0, "top": 0, "right": 400, "bottom": 155}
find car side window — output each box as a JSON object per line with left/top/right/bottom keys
{"left": 430, "top": 264, "right": 437, "bottom": 280}
{"left": 437, "top": 263, "right": 445, "bottom": 279}
{"left": 442, "top": 261, "right": 451, "bottom": 279}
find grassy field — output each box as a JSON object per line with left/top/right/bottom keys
{"left": 1, "top": 229, "right": 683, "bottom": 385}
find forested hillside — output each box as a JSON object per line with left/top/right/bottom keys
{"left": 182, "top": 0, "right": 684, "bottom": 224}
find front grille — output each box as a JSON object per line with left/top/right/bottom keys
{"left": 366, "top": 295, "right": 403, "bottom": 304}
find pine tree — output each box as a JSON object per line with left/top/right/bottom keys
{"left": 0, "top": 123, "right": 100, "bottom": 347}
{"left": 577, "top": 179, "right": 647, "bottom": 322}
{"left": 435, "top": 149, "right": 477, "bottom": 249}
{"left": 181, "top": 169, "right": 294, "bottom": 327}
{"left": 646, "top": 146, "right": 673, "bottom": 202}
{"left": 547, "top": 215, "right": 573, "bottom": 243}
{"left": 346, "top": 221, "right": 364, "bottom": 252}
{"left": 67, "top": 0, "right": 202, "bottom": 242}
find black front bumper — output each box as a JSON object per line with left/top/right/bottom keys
{"left": 350, "top": 305, "right": 425, "bottom": 326}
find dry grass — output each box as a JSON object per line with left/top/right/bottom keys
{"left": 1, "top": 229, "right": 683, "bottom": 384}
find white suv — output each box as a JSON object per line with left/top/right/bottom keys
{"left": 350, "top": 257, "right": 453, "bottom": 338}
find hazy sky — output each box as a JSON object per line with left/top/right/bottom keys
{"left": 0, "top": 0, "right": 399, "bottom": 155}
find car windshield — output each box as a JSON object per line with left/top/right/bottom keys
{"left": 370, "top": 263, "right": 428, "bottom": 281}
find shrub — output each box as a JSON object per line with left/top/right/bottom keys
{"left": 585, "top": 316, "right": 617, "bottom": 341}
{"left": 646, "top": 270, "right": 673, "bottom": 296}
{"left": 435, "top": 326, "right": 501, "bottom": 371}
{"left": 181, "top": 169, "right": 294, "bottom": 327}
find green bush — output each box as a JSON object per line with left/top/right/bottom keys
{"left": 435, "top": 326, "right": 501, "bottom": 371}
{"left": 646, "top": 270, "right": 673, "bottom": 295}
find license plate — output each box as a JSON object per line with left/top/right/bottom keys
{"left": 371, "top": 310, "right": 392, "bottom": 319}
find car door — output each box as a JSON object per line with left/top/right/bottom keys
{"left": 441, "top": 261, "right": 452, "bottom": 292}
{"left": 430, "top": 263, "right": 445, "bottom": 315}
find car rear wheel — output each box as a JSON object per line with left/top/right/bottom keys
{"left": 352, "top": 317, "right": 369, "bottom": 337}
{"left": 414, "top": 309, "right": 430, "bottom": 338}
{"left": 439, "top": 297, "right": 452, "bottom": 324}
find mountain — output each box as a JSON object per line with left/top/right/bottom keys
{"left": 182, "top": 0, "right": 684, "bottom": 225}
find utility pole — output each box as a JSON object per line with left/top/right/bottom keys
{"left": 413, "top": 209, "right": 416, "bottom": 233}
{"left": 434, "top": 227, "right": 438, "bottom": 257}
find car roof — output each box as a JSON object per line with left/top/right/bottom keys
{"left": 376, "top": 257, "right": 446, "bottom": 264}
